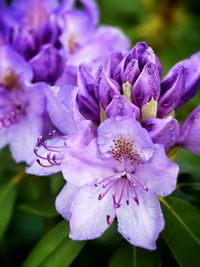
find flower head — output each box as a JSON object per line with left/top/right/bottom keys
{"left": 56, "top": 115, "right": 178, "bottom": 250}
{"left": 0, "top": 0, "right": 130, "bottom": 84}
{"left": 0, "top": 45, "right": 47, "bottom": 163}
{"left": 27, "top": 41, "right": 200, "bottom": 249}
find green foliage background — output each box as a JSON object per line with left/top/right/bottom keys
{"left": 0, "top": 0, "right": 200, "bottom": 266}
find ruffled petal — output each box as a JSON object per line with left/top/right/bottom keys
{"left": 0, "top": 45, "right": 33, "bottom": 85}
{"left": 61, "top": 139, "right": 115, "bottom": 187}
{"left": 56, "top": 182, "right": 79, "bottom": 220}
{"left": 45, "top": 85, "right": 79, "bottom": 135}
{"left": 162, "top": 51, "right": 200, "bottom": 107}
{"left": 66, "top": 26, "right": 130, "bottom": 70}
{"left": 117, "top": 191, "right": 164, "bottom": 250}
{"left": 98, "top": 115, "right": 154, "bottom": 162}
{"left": 7, "top": 115, "right": 42, "bottom": 163}
{"left": 178, "top": 105, "right": 200, "bottom": 155}
{"left": 135, "top": 144, "right": 179, "bottom": 196}
{"left": 142, "top": 117, "right": 180, "bottom": 150}
{"left": 69, "top": 184, "right": 115, "bottom": 240}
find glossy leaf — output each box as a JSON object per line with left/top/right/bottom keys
{"left": 22, "top": 221, "right": 85, "bottom": 267}
{"left": 0, "top": 181, "right": 17, "bottom": 240}
{"left": 160, "top": 196, "right": 200, "bottom": 267}
{"left": 109, "top": 241, "right": 161, "bottom": 267}
{"left": 18, "top": 197, "right": 58, "bottom": 218}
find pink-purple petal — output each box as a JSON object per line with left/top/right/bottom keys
{"left": 105, "top": 95, "right": 140, "bottom": 119}
{"left": 135, "top": 144, "right": 179, "bottom": 196}
{"left": 97, "top": 115, "right": 154, "bottom": 162}
{"left": 142, "top": 117, "right": 180, "bottom": 151}
{"left": 69, "top": 184, "right": 115, "bottom": 240}
{"left": 56, "top": 182, "right": 79, "bottom": 220}
{"left": 116, "top": 191, "right": 164, "bottom": 250}
{"left": 61, "top": 139, "right": 115, "bottom": 187}
{"left": 178, "top": 105, "right": 200, "bottom": 155}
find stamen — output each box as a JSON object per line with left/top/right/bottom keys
{"left": 36, "top": 159, "right": 57, "bottom": 168}
{"left": 34, "top": 131, "right": 65, "bottom": 168}
{"left": 112, "top": 178, "right": 126, "bottom": 208}
{"left": 98, "top": 180, "right": 115, "bottom": 200}
{"left": 42, "top": 142, "right": 61, "bottom": 153}
{"left": 130, "top": 174, "right": 148, "bottom": 192}
{"left": 106, "top": 215, "right": 115, "bottom": 225}
{"left": 126, "top": 180, "right": 130, "bottom": 206}
{"left": 110, "top": 136, "right": 141, "bottom": 165}
{"left": 98, "top": 175, "right": 116, "bottom": 186}
{"left": 130, "top": 181, "right": 139, "bottom": 205}
{"left": 34, "top": 147, "right": 49, "bottom": 160}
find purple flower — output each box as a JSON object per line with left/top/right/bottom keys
{"left": 0, "top": 0, "right": 59, "bottom": 59}
{"left": 29, "top": 45, "right": 65, "bottom": 84}
{"left": 177, "top": 105, "right": 200, "bottom": 155}
{"left": 57, "top": 0, "right": 130, "bottom": 72}
{"left": 142, "top": 117, "right": 180, "bottom": 151}
{"left": 27, "top": 118, "right": 96, "bottom": 175}
{"left": 76, "top": 42, "right": 200, "bottom": 151}
{"left": 0, "top": 0, "right": 130, "bottom": 84}
{"left": 160, "top": 51, "right": 200, "bottom": 110}
{"left": 56, "top": 115, "right": 178, "bottom": 249}
{"left": 0, "top": 45, "right": 46, "bottom": 163}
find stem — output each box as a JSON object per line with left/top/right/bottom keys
{"left": 10, "top": 171, "right": 26, "bottom": 186}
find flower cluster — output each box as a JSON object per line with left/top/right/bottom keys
{"left": 0, "top": 0, "right": 129, "bottom": 162}
{"left": 27, "top": 41, "right": 200, "bottom": 249}
{"left": 1, "top": 0, "right": 200, "bottom": 251}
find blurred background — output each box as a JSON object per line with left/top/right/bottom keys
{"left": 0, "top": 0, "right": 200, "bottom": 266}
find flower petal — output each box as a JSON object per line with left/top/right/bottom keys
{"left": 69, "top": 184, "right": 115, "bottom": 240}
{"left": 98, "top": 115, "right": 154, "bottom": 162}
{"left": 26, "top": 137, "right": 63, "bottom": 175}
{"left": 95, "top": 67, "right": 121, "bottom": 109}
{"left": 142, "top": 117, "right": 180, "bottom": 150}
{"left": 66, "top": 26, "right": 130, "bottom": 70}
{"left": 162, "top": 51, "right": 200, "bottom": 107}
{"left": 135, "top": 144, "right": 179, "bottom": 196}
{"left": 159, "top": 67, "right": 184, "bottom": 117}
{"left": 178, "top": 105, "right": 200, "bottom": 155}
{"left": 0, "top": 45, "right": 33, "bottom": 84}
{"left": 105, "top": 95, "right": 140, "bottom": 119}
{"left": 107, "top": 52, "right": 123, "bottom": 79}
{"left": 29, "top": 45, "right": 64, "bottom": 84}
{"left": 132, "top": 62, "right": 160, "bottom": 107}
{"left": 61, "top": 139, "right": 115, "bottom": 187}
{"left": 130, "top": 42, "right": 162, "bottom": 77}
{"left": 56, "top": 182, "right": 79, "bottom": 220}
{"left": 7, "top": 115, "right": 42, "bottom": 163}
{"left": 117, "top": 191, "right": 164, "bottom": 250}
{"left": 45, "top": 85, "right": 79, "bottom": 135}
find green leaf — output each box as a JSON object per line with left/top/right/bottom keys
{"left": 22, "top": 221, "right": 85, "bottom": 267}
{"left": 109, "top": 241, "right": 161, "bottom": 267}
{"left": 160, "top": 196, "right": 200, "bottom": 267}
{"left": 18, "top": 197, "right": 58, "bottom": 218}
{"left": 0, "top": 181, "right": 17, "bottom": 240}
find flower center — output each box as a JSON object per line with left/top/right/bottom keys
{"left": 110, "top": 137, "right": 141, "bottom": 165}
{"left": 0, "top": 71, "right": 21, "bottom": 91}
